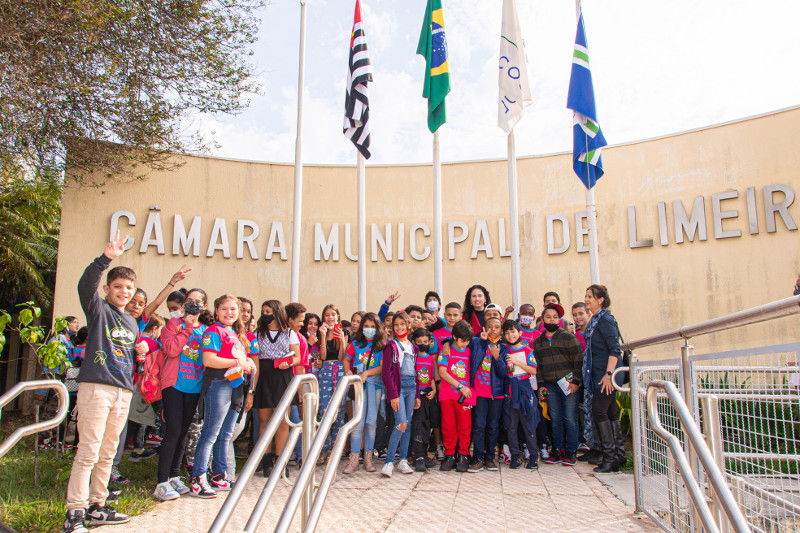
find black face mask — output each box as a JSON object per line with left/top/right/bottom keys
{"left": 261, "top": 314, "right": 275, "bottom": 326}
{"left": 543, "top": 322, "right": 560, "bottom": 333}
{"left": 184, "top": 301, "right": 204, "bottom": 316}
{"left": 416, "top": 344, "right": 429, "bottom": 353}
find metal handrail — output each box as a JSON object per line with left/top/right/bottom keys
{"left": 276, "top": 374, "right": 364, "bottom": 533}
{"left": 612, "top": 366, "right": 630, "bottom": 392}
{"left": 646, "top": 380, "right": 751, "bottom": 533}
{"left": 0, "top": 380, "right": 69, "bottom": 458}
{"left": 208, "top": 373, "right": 319, "bottom": 533}
{"left": 623, "top": 295, "right": 800, "bottom": 350}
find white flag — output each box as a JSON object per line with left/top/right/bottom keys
{"left": 498, "top": 0, "right": 532, "bottom": 134}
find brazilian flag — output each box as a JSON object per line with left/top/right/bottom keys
{"left": 417, "top": 0, "right": 450, "bottom": 133}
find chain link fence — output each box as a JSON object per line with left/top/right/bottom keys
{"left": 632, "top": 343, "right": 800, "bottom": 533}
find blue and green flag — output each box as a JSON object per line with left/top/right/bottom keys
{"left": 567, "top": 9, "right": 607, "bottom": 189}
{"left": 417, "top": 0, "right": 451, "bottom": 133}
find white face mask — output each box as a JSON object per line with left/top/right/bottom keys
{"left": 518, "top": 315, "right": 534, "bottom": 327}
{"left": 170, "top": 310, "right": 184, "bottom": 319}
{"left": 426, "top": 300, "right": 439, "bottom": 312}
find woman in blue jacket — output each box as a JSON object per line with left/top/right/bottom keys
{"left": 583, "top": 284, "right": 625, "bottom": 473}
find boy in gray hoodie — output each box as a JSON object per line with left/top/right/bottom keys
{"left": 63, "top": 232, "right": 144, "bottom": 533}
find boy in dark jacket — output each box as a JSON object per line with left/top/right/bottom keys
{"left": 467, "top": 316, "right": 509, "bottom": 472}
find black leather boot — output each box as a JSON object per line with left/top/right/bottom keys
{"left": 578, "top": 447, "right": 602, "bottom": 463}
{"left": 611, "top": 420, "right": 627, "bottom": 468}
{"left": 592, "top": 420, "right": 618, "bottom": 473}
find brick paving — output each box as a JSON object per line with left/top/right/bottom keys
{"left": 112, "top": 460, "right": 660, "bottom": 532}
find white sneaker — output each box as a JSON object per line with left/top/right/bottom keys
{"left": 435, "top": 444, "right": 445, "bottom": 461}
{"left": 381, "top": 462, "right": 394, "bottom": 477}
{"left": 168, "top": 476, "right": 190, "bottom": 495}
{"left": 396, "top": 459, "right": 414, "bottom": 474}
{"left": 153, "top": 481, "right": 180, "bottom": 501}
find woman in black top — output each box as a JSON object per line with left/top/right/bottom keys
{"left": 583, "top": 284, "right": 625, "bottom": 473}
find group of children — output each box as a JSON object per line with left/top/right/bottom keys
{"left": 58, "top": 233, "right": 619, "bottom": 533}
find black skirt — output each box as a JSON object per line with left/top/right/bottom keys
{"left": 253, "top": 358, "right": 297, "bottom": 409}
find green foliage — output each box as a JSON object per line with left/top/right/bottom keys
{"left": 0, "top": 173, "right": 61, "bottom": 310}
{"left": 0, "top": 303, "right": 70, "bottom": 377}
{"left": 0, "top": 0, "right": 266, "bottom": 182}
{"left": 616, "top": 390, "right": 632, "bottom": 436}
{"left": 0, "top": 431, "right": 157, "bottom": 532}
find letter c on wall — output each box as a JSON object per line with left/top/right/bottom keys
{"left": 110, "top": 210, "right": 136, "bottom": 251}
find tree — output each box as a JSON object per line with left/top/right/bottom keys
{"left": 0, "top": 170, "right": 61, "bottom": 310}
{"left": 0, "top": 0, "right": 264, "bottom": 183}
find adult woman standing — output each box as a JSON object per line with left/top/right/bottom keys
{"left": 583, "top": 284, "right": 625, "bottom": 473}
{"left": 254, "top": 300, "right": 302, "bottom": 476}
{"left": 462, "top": 285, "right": 491, "bottom": 336}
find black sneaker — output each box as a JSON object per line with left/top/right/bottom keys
{"left": 106, "top": 487, "right": 121, "bottom": 502}
{"left": 424, "top": 457, "right": 438, "bottom": 468}
{"left": 376, "top": 448, "right": 387, "bottom": 459}
{"left": 562, "top": 452, "right": 577, "bottom": 466}
{"left": 414, "top": 458, "right": 427, "bottom": 472}
{"left": 62, "top": 509, "right": 89, "bottom": 533}
{"left": 86, "top": 503, "right": 130, "bottom": 525}
{"left": 526, "top": 457, "right": 539, "bottom": 470}
{"left": 509, "top": 455, "right": 521, "bottom": 469}
{"left": 456, "top": 455, "right": 469, "bottom": 473}
{"left": 543, "top": 448, "right": 563, "bottom": 465}
{"left": 129, "top": 448, "right": 158, "bottom": 462}
{"left": 467, "top": 460, "right": 484, "bottom": 473}
{"left": 440, "top": 455, "right": 456, "bottom": 471}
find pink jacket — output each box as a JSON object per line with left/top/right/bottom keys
{"left": 158, "top": 317, "right": 196, "bottom": 391}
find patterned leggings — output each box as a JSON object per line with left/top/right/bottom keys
{"left": 317, "top": 361, "right": 346, "bottom": 452}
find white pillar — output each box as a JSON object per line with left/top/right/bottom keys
{"left": 507, "top": 131, "right": 522, "bottom": 314}
{"left": 433, "top": 130, "right": 443, "bottom": 297}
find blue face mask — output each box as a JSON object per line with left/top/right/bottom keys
{"left": 362, "top": 327, "right": 376, "bottom": 339}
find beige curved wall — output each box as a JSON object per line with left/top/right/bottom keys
{"left": 55, "top": 107, "right": 800, "bottom": 359}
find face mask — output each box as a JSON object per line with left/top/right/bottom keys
{"left": 518, "top": 315, "right": 534, "bottom": 327}
{"left": 426, "top": 300, "right": 439, "bottom": 312}
{"left": 362, "top": 327, "right": 376, "bottom": 339}
{"left": 184, "top": 301, "right": 203, "bottom": 316}
{"left": 417, "top": 344, "right": 429, "bottom": 353}
{"left": 488, "top": 335, "right": 501, "bottom": 344}
{"left": 544, "top": 322, "right": 560, "bottom": 333}
{"left": 261, "top": 314, "right": 275, "bottom": 326}
{"left": 394, "top": 330, "right": 408, "bottom": 339}
{"left": 170, "top": 310, "right": 184, "bottom": 319}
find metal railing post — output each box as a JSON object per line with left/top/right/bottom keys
{"left": 627, "top": 354, "right": 644, "bottom": 513}
{"left": 208, "top": 374, "right": 318, "bottom": 533}
{"left": 0, "top": 380, "right": 69, "bottom": 458}
{"left": 680, "top": 339, "right": 699, "bottom": 532}
{"left": 701, "top": 395, "right": 729, "bottom": 533}
{"left": 301, "top": 388, "right": 318, "bottom": 530}
{"left": 646, "top": 380, "right": 751, "bottom": 533}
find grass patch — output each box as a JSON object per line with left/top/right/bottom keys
{"left": 0, "top": 413, "right": 158, "bottom": 533}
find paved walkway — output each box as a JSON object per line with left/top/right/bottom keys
{"left": 114, "top": 461, "right": 659, "bottom": 532}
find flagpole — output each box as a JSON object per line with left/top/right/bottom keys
{"left": 507, "top": 131, "right": 521, "bottom": 314}
{"left": 289, "top": 0, "right": 308, "bottom": 303}
{"left": 433, "top": 130, "right": 443, "bottom": 298}
{"left": 575, "top": 0, "right": 600, "bottom": 284}
{"left": 357, "top": 151, "right": 367, "bottom": 311}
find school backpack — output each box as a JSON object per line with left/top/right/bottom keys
{"left": 138, "top": 344, "right": 164, "bottom": 404}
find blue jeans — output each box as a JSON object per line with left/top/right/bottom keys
{"left": 289, "top": 405, "right": 303, "bottom": 459}
{"left": 193, "top": 379, "right": 239, "bottom": 478}
{"left": 544, "top": 381, "right": 579, "bottom": 454}
{"left": 350, "top": 378, "right": 383, "bottom": 454}
{"left": 472, "top": 396, "right": 503, "bottom": 461}
{"left": 385, "top": 376, "right": 416, "bottom": 465}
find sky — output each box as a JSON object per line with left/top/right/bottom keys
{"left": 195, "top": 0, "right": 800, "bottom": 166}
